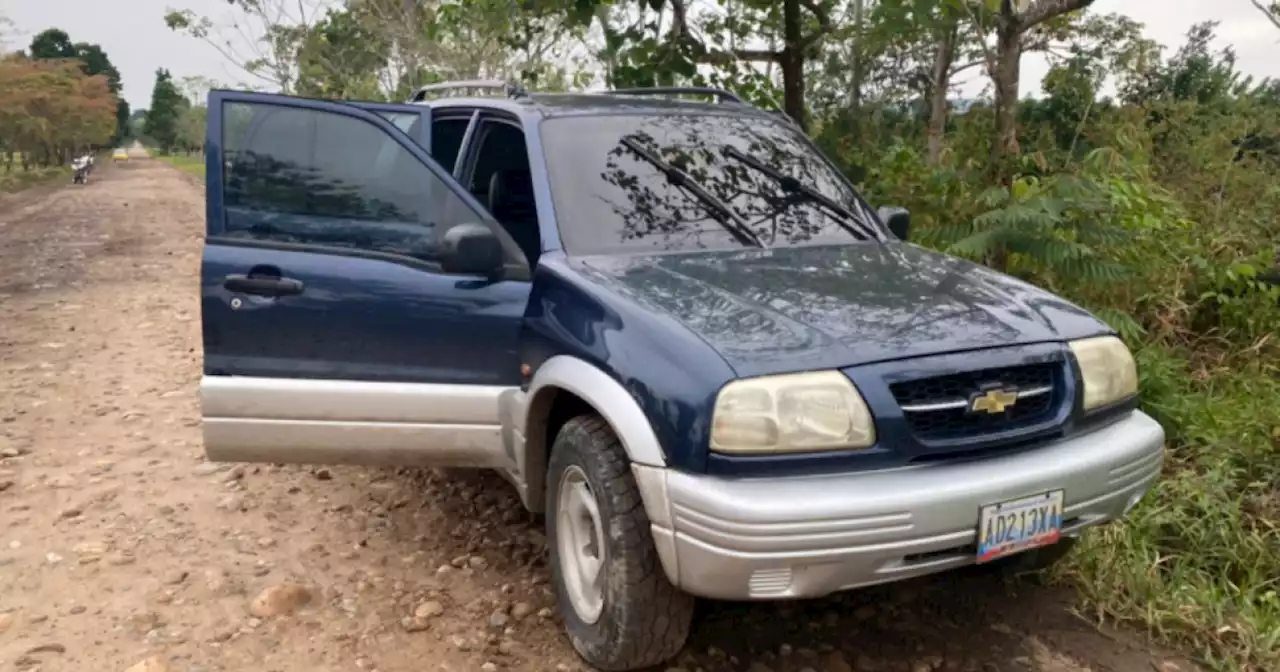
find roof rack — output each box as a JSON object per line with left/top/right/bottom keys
{"left": 407, "top": 79, "right": 528, "bottom": 103}
{"left": 606, "top": 87, "right": 745, "bottom": 105}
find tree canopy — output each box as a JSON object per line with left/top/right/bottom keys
{"left": 26, "top": 27, "right": 129, "bottom": 142}
{"left": 143, "top": 68, "right": 189, "bottom": 152}
{"left": 0, "top": 27, "right": 122, "bottom": 171}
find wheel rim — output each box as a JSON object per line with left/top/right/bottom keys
{"left": 556, "top": 465, "right": 606, "bottom": 624}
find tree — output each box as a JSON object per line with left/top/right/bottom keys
{"left": 164, "top": 0, "right": 328, "bottom": 92}
{"left": 178, "top": 75, "right": 220, "bottom": 106}
{"left": 963, "top": 0, "right": 1096, "bottom": 174}
{"left": 293, "top": 7, "right": 390, "bottom": 99}
{"left": 861, "top": 0, "right": 986, "bottom": 163}
{"left": 1251, "top": 1, "right": 1280, "bottom": 31}
{"left": 0, "top": 55, "right": 118, "bottom": 168}
{"left": 72, "top": 43, "right": 121, "bottom": 92}
{"left": 543, "top": 0, "right": 837, "bottom": 129}
{"left": 128, "top": 109, "right": 148, "bottom": 139}
{"left": 28, "top": 28, "right": 75, "bottom": 59}
{"left": 352, "top": 0, "right": 587, "bottom": 96}
{"left": 27, "top": 29, "right": 129, "bottom": 142}
{"left": 176, "top": 105, "right": 207, "bottom": 154}
{"left": 143, "top": 69, "right": 187, "bottom": 152}
{"left": 165, "top": 0, "right": 592, "bottom": 99}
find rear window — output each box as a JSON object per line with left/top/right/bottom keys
{"left": 539, "top": 112, "right": 878, "bottom": 255}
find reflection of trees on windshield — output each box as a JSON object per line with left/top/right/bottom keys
{"left": 545, "top": 113, "right": 876, "bottom": 254}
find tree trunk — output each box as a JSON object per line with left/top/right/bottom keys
{"left": 781, "top": 0, "right": 807, "bottom": 130}
{"left": 990, "top": 20, "right": 1022, "bottom": 177}
{"left": 850, "top": 0, "right": 864, "bottom": 111}
{"left": 926, "top": 26, "right": 957, "bottom": 165}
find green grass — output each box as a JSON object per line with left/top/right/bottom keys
{"left": 0, "top": 154, "right": 73, "bottom": 193}
{"left": 157, "top": 153, "right": 205, "bottom": 178}
{"left": 1061, "top": 345, "right": 1280, "bottom": 671}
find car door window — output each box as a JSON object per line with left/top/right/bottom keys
{"left": 431, "top": 117, "right": 471, "bottom": 173}
{"left": 220, "top": 101, "right": 520, "bottom": 267}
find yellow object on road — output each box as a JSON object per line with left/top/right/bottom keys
{"left": 112, "top": 149, "right": 129, "bottom": 161}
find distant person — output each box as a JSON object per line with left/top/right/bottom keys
{"left": 71, "top": 155, "right": 90, "bottom": 184}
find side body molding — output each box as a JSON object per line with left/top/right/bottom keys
{"left": 201, "top": 376, "right": 521, "bottom": 471}
{"left": 199, "top": 357, "right": 670, "bottom": 515}
{"left": 516, "top": 355, "right": 669, "bottom": 512}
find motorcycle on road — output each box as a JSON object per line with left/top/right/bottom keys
{"left": 71, "top": 155, "right": 91, "bottom": 185}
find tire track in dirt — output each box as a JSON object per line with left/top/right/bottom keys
{"left": 0, "top": 154, "right": 1197, "bottom": 672}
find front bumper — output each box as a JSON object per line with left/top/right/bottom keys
{"left": 631, "top": 411, "right": 1165, "bottom": 600}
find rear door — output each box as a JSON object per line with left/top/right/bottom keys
{"left": 200, "top": 90, "right": 531, "bottom": 468}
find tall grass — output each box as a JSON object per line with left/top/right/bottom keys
{"left": 1064, "top": 346, "right": 1280, "bottom": 671}
{"left": 1, "top": 153, "right": 73, "bottom": 192}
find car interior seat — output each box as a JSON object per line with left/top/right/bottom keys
{"left": 487, "top": 169, "right": 540, "bottom": 266}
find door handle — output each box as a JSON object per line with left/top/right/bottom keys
{"left": 223, "top": 272, "right": 304, "bottom": 297}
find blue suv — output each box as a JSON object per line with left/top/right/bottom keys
{"left": 199, "top": 82, "right": 1166, "bottom": 671}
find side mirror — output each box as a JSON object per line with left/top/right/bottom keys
{"left": 440, "top": 223, "right": 504, "bottom": 276}
{"left": 877, "top": 206, "right": 910, "bottom": 241}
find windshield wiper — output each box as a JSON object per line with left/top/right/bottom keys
{"left": 722, "top": 146, "right": 884, "bottom": 243}
{"left": 618, "top": 136, "right": 765, "bottom": 248}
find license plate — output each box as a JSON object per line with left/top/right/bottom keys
{"left": 976, "top": 490, "right": 1064, "bottom": 563}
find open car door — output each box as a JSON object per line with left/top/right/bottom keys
{"left": 199, "top": 90, "right": 532, "bottom": 468}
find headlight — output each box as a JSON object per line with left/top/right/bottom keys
{"left": 710, "top": 370, "right": 875, "bottom": 454}
{"left": 1069, "top": 335, "right": 1139, "bottom": 411}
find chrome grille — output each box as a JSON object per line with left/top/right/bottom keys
{"left": 890, "top": 363, "right": 1060, "bottom": 442}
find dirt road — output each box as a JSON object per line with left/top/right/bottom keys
{"left": 0, "top": 154, "right": 1195, "bottom": 672}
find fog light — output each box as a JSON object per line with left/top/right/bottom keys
{"left": 748, "top": 568, "right": 792, "bottom": 597}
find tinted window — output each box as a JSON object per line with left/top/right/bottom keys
{"left": 221, "top": 102, "right": 515, "bottom": 266}
{"left": 540, "top": 113, "right": 880, "bottom": 254}
{"left": 469, "top": 122, "right": 529, "bottom": 191}
{"left": 432, "top": 117, "right": 471, "bottom": 173}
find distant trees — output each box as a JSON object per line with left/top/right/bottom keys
{"left": 26, "top": 28, "right": 130, "bottom": 143}
{"left": 143, "top": 69, "right": 186, "bottom": 152}
{"left": 140, "top": 69, "right": 207, "bottom": 155}
{"left": 0, "top": 54, "right": 118, "bottom": 170}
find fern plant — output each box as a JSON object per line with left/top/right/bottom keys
{"left": 942, "top": 172, "right": 1132, "bottom": 284}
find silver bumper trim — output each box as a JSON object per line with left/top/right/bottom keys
{"left": 632, "top": 410, "right": 1165, "bottom": 600}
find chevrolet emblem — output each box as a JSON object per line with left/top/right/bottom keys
{"left": 969, "top": 387, "right": 1018, "bottom": 414}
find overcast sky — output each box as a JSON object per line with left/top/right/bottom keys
{"left": 1, "top": 0, "right": 1276, "bottom": 109}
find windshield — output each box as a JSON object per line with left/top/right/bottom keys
{"left": 539, "top": 113, "right": 882, "bottom": 255}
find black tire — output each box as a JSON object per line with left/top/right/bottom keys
{"left": 546, "top": 415, "right": 694, "bottom": 671}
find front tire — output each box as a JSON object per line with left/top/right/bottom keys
{"left": 546, "top": 415, "right": 694, "bottom": 671}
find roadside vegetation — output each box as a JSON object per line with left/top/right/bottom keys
{"left": 0, "top": 27, "right": 127, "bottom": 191}
{"left": 157, "top": 153, "right": 204, "bottom": 178}
{"left": 133, "top": 68, "right": 209, "bottom": 175}
{"left": 0, "top": 154, "right": 69, "bottom": 192}
{"left": 122, "top": 0, "right": 1280, "bottom": 667}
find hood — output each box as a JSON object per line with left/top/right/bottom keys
{"left": 576, "top": 243, "right": 1111, "bottom": 378}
